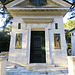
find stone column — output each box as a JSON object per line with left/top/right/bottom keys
{"left": 0, "top": 56, "right": 7, "bottom": 75}
{"left": 68, "top": 56, "right": 75, "bottom": 75}
{"left": 45, "top": 28, "right": 51, "bottom": 64}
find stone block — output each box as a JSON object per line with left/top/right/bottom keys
{"left": 0, "top": 56, "right": 7, "bottom": 75}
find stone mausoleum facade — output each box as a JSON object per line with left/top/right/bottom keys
{"left": 6, "top": 0, "right": 70, "bottom": 67}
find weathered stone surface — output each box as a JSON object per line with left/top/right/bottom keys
{"left": 70, "top": 29, "right": 75, "bottom": 56}
{"left": 7, "top": 0, "right": 69, "bottom": 69}
{"left": 0, "top": 56, "right": 7, "bottom": 75}
{"left": 6, "top": 65, "right": 68, "bottom": 75}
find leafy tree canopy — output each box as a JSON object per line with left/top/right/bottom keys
{"left": 64, "top": 20, "right": 75, "bottom": 30}
{"left": 5, "top": 25, "right": 12, "bottom": 33}
{"left": 0, "top": 0, "right": 13, "bottom": 31}
{"left": 0, "top": 0, "right": 14, "bottom": 5}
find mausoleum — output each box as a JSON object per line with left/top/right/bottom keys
{"left": 70, "top": 28, "right": 75, "bottom": 56}
{"left": 6, "top": 0, "right": 70, "bottom": 67}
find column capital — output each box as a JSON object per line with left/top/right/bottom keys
{"left": 25, "top": 28, "right": 28, "bottom": 30}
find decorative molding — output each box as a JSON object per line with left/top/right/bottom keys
{"left": 7, "top": 7, "right": 69, "bottom": 16}
{"left": 22, "top": 18, "right": 54, "bottom": 23}
{"left": 30, "top": 24, "right": 48, "bottom": 28}
{"left": 24, "top": 23, "right": 52, "bottom": 29}
{"left": 7, "top": 7, "right": 69, "bottom": 10}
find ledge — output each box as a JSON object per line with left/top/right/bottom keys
{"left": 0, "top": 56, "right": 7, "bottom": 61}
{"left": 67, "top": 56, "right": 75, "bottom": 61}
{"left": 7, "top": 7, "right": 69, "bottom": 10}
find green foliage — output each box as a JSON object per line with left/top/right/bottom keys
{"left": 64, "top": 20, "right": 75, "bottom": 30}
{"left": 68, "top": 43, "right": 71, "bottom": 49}
{"left": 5, "top": 26, "right": 12, "bottom": 30}
{"left": 0, "top": 32, "right": 10, "bottom": 52}
{"left": 0, "top": 0, "right": 13, "bottom": 30}
{"left": 65, "top": 30, "right": 71, "bottom": 43}
{"left": 65, "top": 30, "right": 71, "bottom": 55}
{"left": 64, "top": 20, "right": 75, "bottom": 50}
{"left": 1, "top": 0, "right": 14, "bottom": 5}
{"left": 5, "top": 26, "right": 12, "bottom": 33}
{"left": 0, "top": 1, "right": 1, "bottom": 3}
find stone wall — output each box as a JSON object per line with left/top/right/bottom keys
{"left": 68, "top": 56, "right": 75, "bottom": 75}
{"left": 71, "top": 30, "right": 75, "bottom": 56}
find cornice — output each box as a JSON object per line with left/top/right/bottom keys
{"left": 7, "top": 7, "right": 69, "bottom": 10}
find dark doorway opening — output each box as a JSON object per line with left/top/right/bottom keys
{"left": 30, "top": 31, "right": 46, "bottom": 63}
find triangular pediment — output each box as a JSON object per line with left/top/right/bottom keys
{"left": 6, "top": 0, "right": 71, "bottom": 8}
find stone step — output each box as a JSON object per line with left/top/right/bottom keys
{"left": 26, "top": 64, "right": 55, "bottom": 69}
{"left": 6, "top": 66, "right": 68, "bottom": 75}
{"left": 7, "top": 71, "right": 68, "bottom": 75}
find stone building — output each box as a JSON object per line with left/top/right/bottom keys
{"left": 70, "top": 28, "right": 75, "bottom": 56}
{"left": 6, "top": 0, "right": 70, "bottom": 67}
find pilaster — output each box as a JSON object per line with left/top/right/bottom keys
{"left": 27, "top": 28, "right": 31, "bottom": 64}
{"left": 45, "top": 28, "right": 52, "bottom": 64}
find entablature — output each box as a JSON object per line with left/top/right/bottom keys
{"left": 7, "top": 7, "right": 69, "bottom": 16}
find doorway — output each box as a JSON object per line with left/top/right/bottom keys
{"left": 30, "top": 31, "right": 46, "bottom": 63}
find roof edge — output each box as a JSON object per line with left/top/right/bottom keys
{"left": 63, "top": 0, "right": 72, "bottom": 5}
{"left": 69, "top": 28, "right": 75, "bottom": 32}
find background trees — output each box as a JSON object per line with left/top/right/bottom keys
{"left": 64, "top": 20, "right": 75, "bottom": 44}
{"left": 0, "top": 31, "right": 10, "bottom": 52}
{"left": 0, "top": 0, "right": 13, "bottom": 52}
{"left": 0, "top": 0, "right": 75, "bottom": 53}
{"left": 64, "top": 20, "right": 75, "bottom": 55}
{"left": 63, "top": 0, "right": 75, "bottom": 19}
{"left": 63, "top": 0, "right": 75, "bottom": 55}
{"left": 64, "top": 20, "right": 75, "bottom": 30}
{"left": 0, "top": 0, "right": 13, "bottom": 31}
